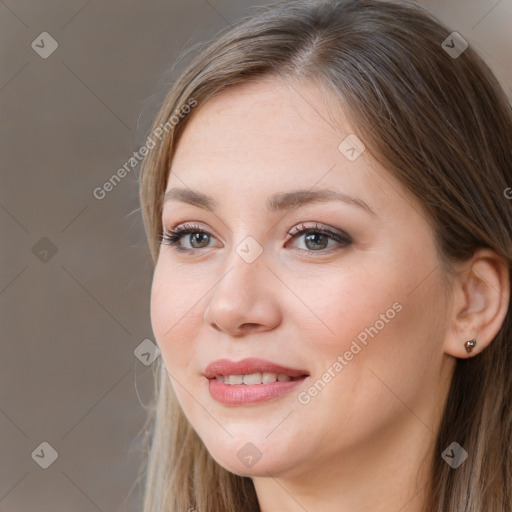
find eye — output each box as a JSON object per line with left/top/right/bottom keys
{"left": 158, "top": 222, "right": 218, "bottom": 253}
{"left": 286, "top": 222, "right": 352, "bottom": 253}
{"left": 158, "top": 221, "right": 352, "bottom": 254}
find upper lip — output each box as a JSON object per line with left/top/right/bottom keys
{"left": 204, "top": 358, "right": 309, "bottom": 379}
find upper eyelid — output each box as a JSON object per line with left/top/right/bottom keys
{"left": 164, "top": 221, "right": 346, "bottom": 237}
{"left": 288, "top": 222, "right": 347, "bottom": 236}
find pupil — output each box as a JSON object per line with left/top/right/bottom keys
{"left": 191, "top": 233, "right": 208, "bottom": 248}
{"left": 306, "top": 233, "right": 327, "bottom": 250}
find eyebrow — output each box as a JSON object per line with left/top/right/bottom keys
{"left": 163, "top": 187, "right": 376, "bottom": 216}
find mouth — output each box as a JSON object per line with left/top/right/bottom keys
{"left": 213, "top": 373, "right": 305, "bottom": 385}
{"left": 204, "top": 358, "right": 310, "bottom": 405}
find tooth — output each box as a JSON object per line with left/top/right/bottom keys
{"left": 262, "top": 372, "right": 278, "bottom": 384}
{"left": 228, "top": 375, "right": 244, "bottom": 385}
{"left": 215, "top": 375, "right": 224, "bottom": 382}
{"left": 243, "top": 372, "right": 262, "bottom": 385}
{"left": 277, "top": 374, "right": 291, "bottom": 382}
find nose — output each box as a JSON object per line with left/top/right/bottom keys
{"left": 203, "top": 250, "right": 282, "bottom": 337}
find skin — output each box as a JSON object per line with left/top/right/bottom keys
{"left": 150, "top": 77, "right": 509, "bottom": 512}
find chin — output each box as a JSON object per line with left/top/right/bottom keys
{"left": 204, "top": 439, "right": 299, "bottom": 478}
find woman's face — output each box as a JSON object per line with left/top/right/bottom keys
{"left": 150, "top": 78, "right": 455, "bottom": 480}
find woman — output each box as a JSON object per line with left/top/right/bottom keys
{"left": 136, "top": 0, "right": 512, "bottom": 510}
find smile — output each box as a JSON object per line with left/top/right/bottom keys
{"left": 204, "top": 358, "right": 309, "bottom": 405}
{"left": 215, "top": 373, "right": 301, "bottom": 385}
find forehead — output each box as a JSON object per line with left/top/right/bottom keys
{"left": 174, "top": 78, "right": 349, "bottom": 159}
{"left": 165, "top": 77, "right": 417, "bottom": 224}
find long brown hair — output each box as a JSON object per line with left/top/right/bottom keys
{"left": 134, "top": 1, "right": 512, "bottom": 510}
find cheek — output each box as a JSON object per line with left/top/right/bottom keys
{"left": 294, "top": 282, "right": 444, "bottom": 445}
{"left": 302, "top": 256, "right": 443, "bottom": 390}
{"left": 298, "top": 264, "right": 401, "bottom": 355}
{"left": 149, "top": 263, "right": 202, "bottom": 371}
{"left": 328, "top": 268, "right": 446, "bottom": 403}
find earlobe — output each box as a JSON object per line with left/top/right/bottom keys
{"left": 443, "top": 249, "right": 510, "bottom": 359}
{"left": 464, "top": 337, "right": 477, "bottom": 355}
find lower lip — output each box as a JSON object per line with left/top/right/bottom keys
{"left": 208, "top": 377, "right": 307, "bottom": 405}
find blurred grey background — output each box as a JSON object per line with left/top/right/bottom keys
{"left": 1, "top": 1, "right": 510, "bottom": 511}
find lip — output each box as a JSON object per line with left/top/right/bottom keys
{"left": 204, "top": 357, "right": 310, "bottom": 406}
{"left": 204, "top": 357, "right": 309, "bottom": 379}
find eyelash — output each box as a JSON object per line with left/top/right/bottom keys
{"left": 157, "top": 221, "right": 352, "bottom": 255}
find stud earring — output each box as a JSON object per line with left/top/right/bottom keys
{"left": 464, "top": 338, "right": 477, "bottom": 354}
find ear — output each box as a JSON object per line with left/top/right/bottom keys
{"left": 444, "top": 248, "right": 510, "bottom": 359}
